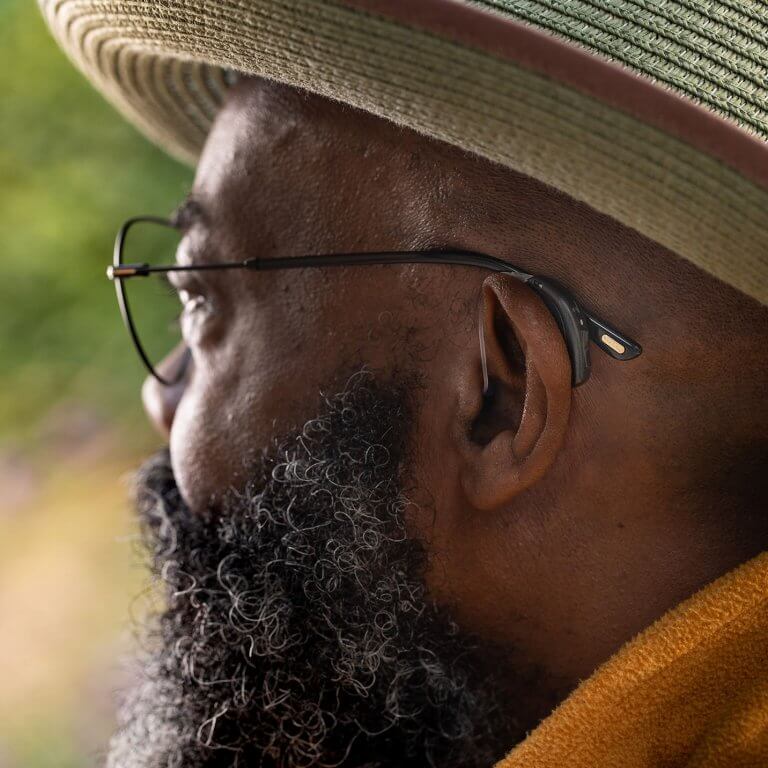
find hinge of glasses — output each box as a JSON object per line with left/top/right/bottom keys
{"left": 107, "top": 263, "right": 151, "bottom": 280}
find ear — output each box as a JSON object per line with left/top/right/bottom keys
{"left": 456, "top": 274, "right": 572, "bottom": 510}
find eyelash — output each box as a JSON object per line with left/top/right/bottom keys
{"left": 161, "top": 274, "right": 178, "bottom": 297}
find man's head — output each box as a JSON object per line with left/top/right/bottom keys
{"left": 125, "top": 75, "right": 768, "bottom": 764}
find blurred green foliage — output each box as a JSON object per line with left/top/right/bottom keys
{"left": 0, "top": 0, "right": 192, "bottom": 445}
{"left": 0, "top": 5, "right": 193, "bottom": 762}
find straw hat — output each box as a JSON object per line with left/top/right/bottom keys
{"left": 39, "top": 0, "right": 768, "bottom": 305}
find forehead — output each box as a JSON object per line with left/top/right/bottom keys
{"left": 189, "top": 76, "right": 472, "bottom": 258}
{"left": 195, "top": 76, "right": 449, "bottom": 200}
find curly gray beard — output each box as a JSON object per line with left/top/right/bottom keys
{"left": 107, "top": 371, "right": 517, "bottom": 768}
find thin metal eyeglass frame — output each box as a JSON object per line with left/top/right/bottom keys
{"left": 110, "top": 215, "right": 641, "bottom": 387}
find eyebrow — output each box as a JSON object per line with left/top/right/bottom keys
{"left": 170, "top": 194, "right": 205, "bottom": 230}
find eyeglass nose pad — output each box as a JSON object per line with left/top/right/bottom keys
{"left": 171, "top": 346, "right": 193, "bottom": 384}
{"left": 153, "top": 344, "right": 192, "bottom": 387}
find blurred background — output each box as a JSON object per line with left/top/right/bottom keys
{"left": 0, "top": 1, "right": 193, "bottom": 764}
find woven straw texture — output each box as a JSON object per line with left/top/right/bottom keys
{"left": 39, "top": 0, "right": 768, "bottom": 304}
{"left": 484, "top": 0, "right": 768, "bottom": 139}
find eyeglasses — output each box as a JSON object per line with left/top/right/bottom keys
{"left": 108, "top": 215, "right": 641, "bottom": 387}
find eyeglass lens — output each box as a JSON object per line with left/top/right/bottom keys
{"left": 119, "top": 219, "right": 184, "bottom": 374}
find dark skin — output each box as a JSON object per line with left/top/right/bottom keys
{"left": 143, "top": 76, "right": 768, "bottom": 726}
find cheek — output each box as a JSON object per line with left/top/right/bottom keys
{"left": 168, "top": 308, "right": 328, "bottom": 511}
{"left": 169, "top": 373, "right": 250, "bottom": 511}
{"left": 170, "top": 373, "right": 298, "bottom": 513}
{"left": 168, "top": 273, "right": 432, "bottom": 511}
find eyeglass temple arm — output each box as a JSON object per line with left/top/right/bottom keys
{"left": 108, "top": 249, "right": 641, "bottom": 379}
{"left": 253, "top": 252, "right": 641, "bottom": 365}
{"left": 253, "top": 253, "right": 641, "bottom": 382}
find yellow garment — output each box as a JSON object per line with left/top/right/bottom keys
{"left": 497, "top": 553, "right": 768, "bottom": 768}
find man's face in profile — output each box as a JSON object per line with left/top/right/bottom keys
{"left": 111, "top": 76, "right": 768, "bottom": 766}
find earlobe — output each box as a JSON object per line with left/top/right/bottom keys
{"left": 458, "top": 274, "right": 572, "bottom": 510}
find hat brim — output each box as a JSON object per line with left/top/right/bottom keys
{"left": 40, "top": 0, "right": 768, "bottom": 305}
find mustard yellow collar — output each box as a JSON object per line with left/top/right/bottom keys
{"left": 497, "top": 553, "right": 768, "bottom": 768}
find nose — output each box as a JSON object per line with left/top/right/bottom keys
{"left": 141, "top": 344, "right": 193, "bottom": 438}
